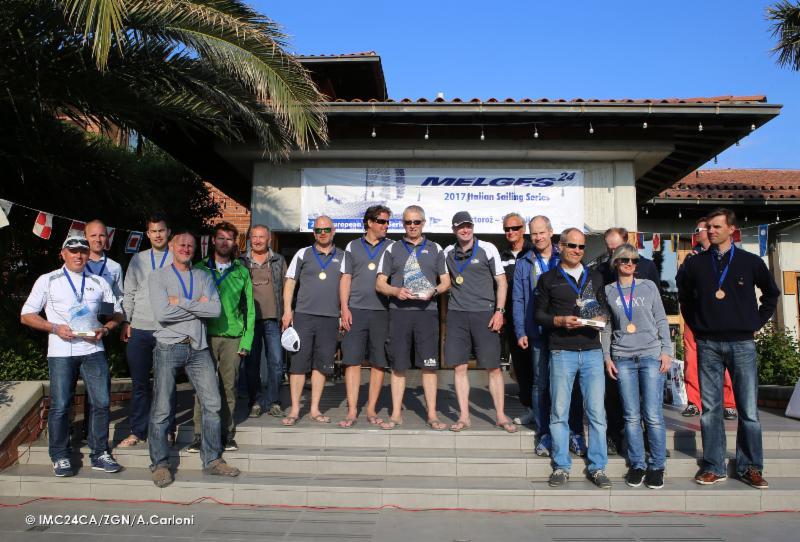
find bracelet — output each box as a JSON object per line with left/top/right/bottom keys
{"left": 50, "top": 323, "right": 57, "bottom": 334}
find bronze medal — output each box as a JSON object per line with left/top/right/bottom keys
{"left": 626, "top": 323, "right": 637, "bottom": 333}
{"left": 715, "top": 289, "right": 725, "bottom": 300}
{"left": 319, "top": 271, "right": 327, "bottom": 280}
{"left": 455, "top": 275, "right": 464, "bottom": 285}
{"left": 368, "top": 262, "right": 376, "bottom": 271}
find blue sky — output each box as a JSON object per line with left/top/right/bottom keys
{"left": 253, "top": 1, "right": 799, "bottom": 170}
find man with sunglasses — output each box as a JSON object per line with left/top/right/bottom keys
{"left": 534, "top": 228, "right": 611, "bottom": 488}
{"left": 281, "top": 215, "right": 342, "bottom": 425}
{"left": 338, "top": 205, "right": 393, "bottom": 428}
{"left": 376, "top": 205, "right": 451, "bottom": 430}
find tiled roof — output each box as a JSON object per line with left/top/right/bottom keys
{"left": 329, "top": 95, "right": 767, "bottom": 104}
{"left": 660, "top": 169, "right": 800, "bottom": 201}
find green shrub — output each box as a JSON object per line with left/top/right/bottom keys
{"left": 756, "top": 323, "right": 800, "bottom": 386}
{"left": 0, "top": 334, "right": 48, "bottom": 381}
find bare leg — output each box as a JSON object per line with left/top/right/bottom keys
{"left": 452, "top": 364, "right": 471, "bottom": 425}
{"left": 388, "top": 370, "right": 406, "bottom": 423}
{"left": 309, "top": 369, "right": 327, "bottom": 418}
{"left": 366, "top": 367, "right": 385, "bottom": 419}
{"left": 488, "top": 367, "right": 511, "bottom": 423}
{"left": 284, "top": 373, "right": 305, "bottom": 422}
{"left": 421, "top": 369, "right": 440, "bottom": 422}
{"left": 343, "top": 365, "right": 360, "bottom": 420}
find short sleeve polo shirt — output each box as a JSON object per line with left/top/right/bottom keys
{"left": 286, "top": 245, "right": 343, "bottom": 317}
{"left": 86, "top": 255, "right": 124, "bottom": 301}
{"left": 341, "top": 237, "right": 393, "bottom": 311}
{"left": 444, "top": 238, "right": 505, "bottom": 312}
{"left": 377, "top": 237, "right": 446, "bottom": 311}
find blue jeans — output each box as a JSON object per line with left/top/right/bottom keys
{"left": 149, "top": 342, "right": 222, "bottom": 469}
{"left": 549, "top": 349, "right": 607, "bottom": 473}
{"left": 126, "top": 328, "right": 175, "bottom": 439}
{"left": 697, "top": 339, "right": 763, "bottom": 477}
{"left": 614, "top": 355, "right": 667, "bottom": 470}
{"left": 48, "top": 352, "right": 110, "bottom": 462}
{"left": 531, "top": 339, "right": 584, "bottom": 438}
{"left": 247, "top": 318, "right": 284, "bottom": 408}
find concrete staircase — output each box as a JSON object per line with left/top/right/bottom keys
{"left": 3, "top": 372, "right": 800, "bottom": 512}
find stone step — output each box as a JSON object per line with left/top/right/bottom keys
{"left": 1, "top": 464, "right": 796, "bottom": 512}
{"left": 17, "top": 441, "right": 800, "bottom": 479}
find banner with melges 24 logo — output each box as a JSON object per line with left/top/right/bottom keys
{"left": 300, "top": 168, "right": 584, "bottom": 234}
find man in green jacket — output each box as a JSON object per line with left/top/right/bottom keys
{"left": 189, "top": 222, "right": 255, "bottom": 452}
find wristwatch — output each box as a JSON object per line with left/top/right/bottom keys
{"left": 495, "top": 307, "right": 506, "bottom": 314}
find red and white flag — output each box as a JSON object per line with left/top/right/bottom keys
{"left": 33, "top": 212, "right": 53, "bottom": 239}
{"left": 652, "top": 233, "right": 661, "bottom": 252}
{"left": 125, "top": 231, "right": 143, "bottom": 253}
{"left": 200, "top": 235, "right": 210, "bottom": 258}
{"left": 68, "top": 220, "right": 85, "bottom": 237}
{"left": 732, "top": 229, "right": 742, "bottom": 244}
{"left": 104, "top": 227, "right": 116, "bottom": 250}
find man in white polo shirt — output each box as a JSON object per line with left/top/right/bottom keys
{"left": 85, "top": 219, "right": 124, "bottom": 301}
{"left": 21, "top": 234, "right": 124, "bottom": 478}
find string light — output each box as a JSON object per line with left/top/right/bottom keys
{"left": 480, "top": 126, "right": 485, "bottom": 141}
{"left": 744, "top": 215, "right": 748, "bottom": 223}
{"left": 698, "top": 122, "right": 703, "bottom": 132}
{"left": 589, "top": 123, "right": 594, "bottom": 135}
{"left": 736, "top": 140, "right": 740, "bottom": 146}
{"left": 678, "top": 210, "right": 682, "bottom": 218}
{"left": 645, "top": 207, "right": 649, "bottom": 215}
{"left": 371, "top": 126, "right": 376, "bottom": 138}
{"left": 777, "top": 212, "right": 781, "bottom": 221}
{"left": 751, "top": 124, "right": 756, "bottom": 131}
{"left": 642, "top": 121, "right": 648, "bottom": 129}
{"left": 424, "top": 125, "right": 429, "bottom": 140}
{"left": 714, "top": 156, "right": 718, "bottom": 164}
{"left": 534, "top": 124, "right": 539, "bottom": 139}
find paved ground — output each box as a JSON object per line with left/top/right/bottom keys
{"left": 1, "top": 497, "right": 798, "bottom": 541}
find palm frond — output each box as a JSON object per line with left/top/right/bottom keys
{"left": 767, "top": 0, "right": 800, "bottom": 71}
{"left": 60, "top": 0, "right": 127, "bottom": 70}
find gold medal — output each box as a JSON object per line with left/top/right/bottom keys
{"left": 319, "top": 272, "right": 327, "bottom": 280}
{"left": 715, "top": 289, "right": 725, "bottom": 300}
{"left": 626, "top": 323, "right": 637, "bottom": 333}
{"left": 368, "top": 262, "right": 376, "bottom": 271}
{"left": 455, "top": 275, "right": 464, "bottom": 285}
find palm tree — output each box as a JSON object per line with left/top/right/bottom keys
{"left": 768, "top": 1, "right": 800, "bottom": 71}
{"left": 1, "top": 0, "right": 327, "bottom": 158}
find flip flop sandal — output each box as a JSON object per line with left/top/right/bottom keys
{"left": 380, "top": 420, "right": 403, "bottom": 431}
{"left": 366, "top": 415, "right": 383, "bottom": 425}
{"left": 496, "top": 421, "right": 519, "bottom": 434}
{"left": 118, "top": 435, "right": 141, "bottom": 447}
{"left": 338, "top": 418, "right": 358, "bottom": 428}
{"left": 281, "top": 416, "right": 299, "bottom": 426}
{"left": 449, "top": 421, "right": 472, "bottom": 432}
{"left": 310, "top": 414, "right": 331, "bottom": 424}
{"left": 426, "top": 420, "right": 448, "bottom": 431}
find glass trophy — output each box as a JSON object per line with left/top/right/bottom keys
{"left": 68, "top": 300, "right": 102, "bottom": 337}
{"left": 575, "top": 278, "right": 606, "bottom": 329}
{"left": 402, "top": 251, "right": 436, "bottom": 299}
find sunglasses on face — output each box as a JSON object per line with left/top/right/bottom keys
{"left": 371, "top": 218, "right": 390, "bottom": 225}
{"left": 563, "top": 243, "right": 585, "bottom": 250}
{"left": 617, "top": 257, "right": 639, "bottom": 265}
{"left": 314, "top": 227, "right": 332, "bottom": 234}
{"left": 404, "top": 220, "right": 423, "bottom": 226}
{"left": 503, "top": 225, "right": 524, "bottom": 233}
{"left": 694, "top": 227, "right": 707, "bottom": 233}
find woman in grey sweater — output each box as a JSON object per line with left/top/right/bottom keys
{"left": 602, "top": 244, "right": 672, "bottom": 489}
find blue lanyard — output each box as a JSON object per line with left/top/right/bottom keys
{"left": 171, "top": 264, "right": 194, "bottom": 300}
{"left": 454, "top": 239, "right": 479, "bottom": 275}
{"left": 360, "top": 237, "right": 385, "bottom": 261}
{"left": 312, "top": 246, "right": 335, "bottom": 271}
{"left": 151, "top": 248, "right": 169, "bottom": 270}
{"left": 207, "top": 258, "right": 234, "bottom": 286}
{"left": 557, "top": 265, "right": 587, "bottom": 297}
{"left": 710, "top": 244, "right": 735, "bottom": 290}
{"left": 62, "top": 267, "right": 86, "bottom": 302}
{"left": 616, "top": 279, "right": 636, "bottom": 323}
{"left": 86, "top": 256, "right": 107, "bottom": 277}
{"left": 402, "top": 238, "right": 427, "bottom": 257}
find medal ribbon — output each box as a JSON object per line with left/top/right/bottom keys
{"left": 207, "top": 258, "right": 234, "bottom": 286}
{"left": 361, "top": 237, "right": 385, "bottom": 262}
{"left": 312, "top": 246, "right": 335, "bottom": 272}
{"left": 86, "top": 256, "right": 107, "bottom": 277}
{"left": 710, "top": 243, "right": 735, "bottom": 292}
{"left": 401, "top": 238, "right": 427, "bottom": 258}
{"left": 62, "top": 267, "right": 86, "bottom": 302}
{"left": 171, "top": 264, "right": 194, "bottom": 300}
{"left": 454, "top": 239, "right": 479, "bottom": 276}
{"left": 151, "top": 248, "right": 169, "bottom": 270}
{"left": 557, "top": 265, "right": 588, "bottom": 298}
{"left": 616, "top": 279, "right": 636, "bottom": 324}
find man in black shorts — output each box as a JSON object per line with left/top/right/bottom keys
{"left": 376, "top": 205, "right": 451, "bottom": 430}
{"left": 281, "top": 215, "right": 342, "bottom": 425}
{"left": 444, "top": 211, "right": 517, "bottom": 433}
{"left": 338, "top": 205, "right": 393, "bottom": 427}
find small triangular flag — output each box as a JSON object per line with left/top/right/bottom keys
{"left": 68, "top": 220, "right": 86, "bottom": 238}
{"left": 237, "top": 233, "right": 247, "bottom": 253}
{"left": 758, "top": 225, "right": 768, "bottom": 257}
{"left": 33, "top": 212, "right": 53, "bottom": 240}
{"left": 200, "top": 235, "right": 210, "bottom": 258}
{"left": 125, "top": 231, "right": 143, "bottom": 253}
{"left": 732, "top": 229, "right": 742, "bottom": 244}
{"left": 0, "top": 199, "right": 10, "bottom": 229}
{"left": 104, "top": 227, "right": 116, "bottom": 250}
{"left": 670, "top": 233, "right": 679, "bottom": 252}
{"left": 652, "top": 233, "right": 661, "bottom": 252}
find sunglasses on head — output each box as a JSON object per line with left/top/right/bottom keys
{"left": 503, "top": 225, "right": 524, "bottom": 233}
{"left": 371, "top": 218, "right": 390, "bottom": 225}
{"left": 617, "top": 257, "right": 639, "bottom": 265}
{"left": 563, "top": 243, "right": 585, "bottom": 250}
{"left": 404, "top": 220, "right": 423, "bottom": 226}
{"left": 314, "top": 227, "right": 332, "bottom": 234}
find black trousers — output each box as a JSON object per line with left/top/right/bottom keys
{"left": 506, "top": 326, "right": 532, "bottom": 408}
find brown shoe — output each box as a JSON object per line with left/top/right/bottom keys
{"left": 740, "top": 468, "right": 769, "bottom": 489}
{"left": 694, "top": 471, "right": 727, "bottom": 485}
{"left": 152, "top": 465, "right": 173, "bottom": 488}
{"left": 206, "top": 458, "right": 240, "bottom": 477}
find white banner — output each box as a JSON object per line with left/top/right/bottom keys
{"left": 300, "top": 168, "right": 584, "bottom": 233}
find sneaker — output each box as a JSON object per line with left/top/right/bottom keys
{"left": 606, "top": 436, "right": 619, "bottom": 456}
{"left": 590, "top": 469, "right": 612, "bottom": 489}
{"left": 645, "top": 469, "right": 665, "bottom": 489}
{"left": 152, "top": 465, "right": 173, "bottom": 488}
{"left": 682, "top": 403, "right": 700, "bottom": 417}
{"left": 724, "top": 408, "right": 738, "bottom": 420}
{"left": 548, "top": 469, "right": 569, "bottom": 487}
{"left": 206, "top": 458, "right": 240, "bottom": 477}
{"left": 187, "top": 434, "right": 202, "bottom": 453}
{"left": 695, "top": 470, "right": 727, "bottom": 485}
{"left": 625, "top": 467, "right": 646, "bottom": 488}
{"left": 513, "top": 408, "right": 535, "bottom": 425}
{"left": 91, "top": 452, "right": 122, "bottom": 473}
{"left": 739, "top": 468, "right": 768, "bottom": 489}
{"left": 223, "top": 437, "right": 238, "bottom": 451}
{"left": 268, "top": 404, "right": 284, "bottom": 417}
{"left": 52, "top": 458, "right": 74, "bottom": 477}
{"left": 248, "top": 404, "right": 262, "bottom": 418}
{"left": 569, "top": 433, "right": 587, "bottom": 457}
{"left": 535, "top": 434, "right": 552, "bottom": 457}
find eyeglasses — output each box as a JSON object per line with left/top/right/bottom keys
{"left": 503, "top": 225, "right": 524, "bottom": 233}
{"left": 371, "top": 218, "right": 390, "bottom": 225}
{"left": 404, "top": 220, "right": 423, "bottom": 226}
{"left": 617, "top": 257, "right": 639, "bottom": 265}
{"left": 563, "top": 243, "right": 586, "bottom": 250}
{"left": 694, "top": 227, "right": 707, "bottom": 233}
{"left": 313, "top": 227, "right": 332, "bottom": 234}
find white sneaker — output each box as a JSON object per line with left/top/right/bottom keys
{"left": 513, "top": 408, "right": 535, "bottom": 425}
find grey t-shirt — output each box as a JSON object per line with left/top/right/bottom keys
{"left": 341, "top": 237, "right": 393, "bottom": 311}
{"left": 377, "top": 237, "right": 446, "bottom": 311}
{"left": 148, "top": 264, "right": 221, "bottom": 350}
{"left": 286, "top": 245, "right": 343, "bottom": 318}
{"left": 601, "top": 278, "right": 672, "bottom": 360}
{"left": 444, "top": 239, "right": 504, "bottom": 312}
{"left": 123, "top": 248, "right": 173, "bottom": 330}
